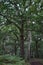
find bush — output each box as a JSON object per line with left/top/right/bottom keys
{"left": 0, "top": 55, "right": 25, "bottom": 65}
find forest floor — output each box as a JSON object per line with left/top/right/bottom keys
{"left": 31, "top": 61, "right": 43, "bottom": 65}
{"left": 30, "top": 58, "right": 43, "bottom": 65}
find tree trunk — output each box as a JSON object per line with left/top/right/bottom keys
{"left": 35, "top": 41, "right": 39, "bottom": 58}
{"left": 25, "top": 20, "right": 32, "bottom": 61}
{"left": 20, "top": 19, "right": 24, "bottom": 58}
{"left": 14, "top": 44, "right": 17, "bottom": 55}
{"left": 26, "top": 31, "right": 32, "bottom": 61}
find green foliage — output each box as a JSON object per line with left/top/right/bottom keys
{"left": 0, "top": 0, "right": 43, "bottom": 62}
{"left": 0, "top": 55, "right": 25, "bottom": 65}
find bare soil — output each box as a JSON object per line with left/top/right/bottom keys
{"left": 30, "top": 59, "right": 43, "bottom": 65}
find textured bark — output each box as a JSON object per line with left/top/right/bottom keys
{"left": 26, "top": 31, "right": 32, "bottom": 61}
{"left": 25, "top": 20, "right": 32, "bottom": 61}
{"left": 20, "top": 19, "right": 24, "bottom": 58}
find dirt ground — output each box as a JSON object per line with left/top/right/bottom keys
{"left": 30, "top": 59, "right": 43, "bottom": 65}
{"left": 31, "top": 61, "right": 43, "bottom": 65}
